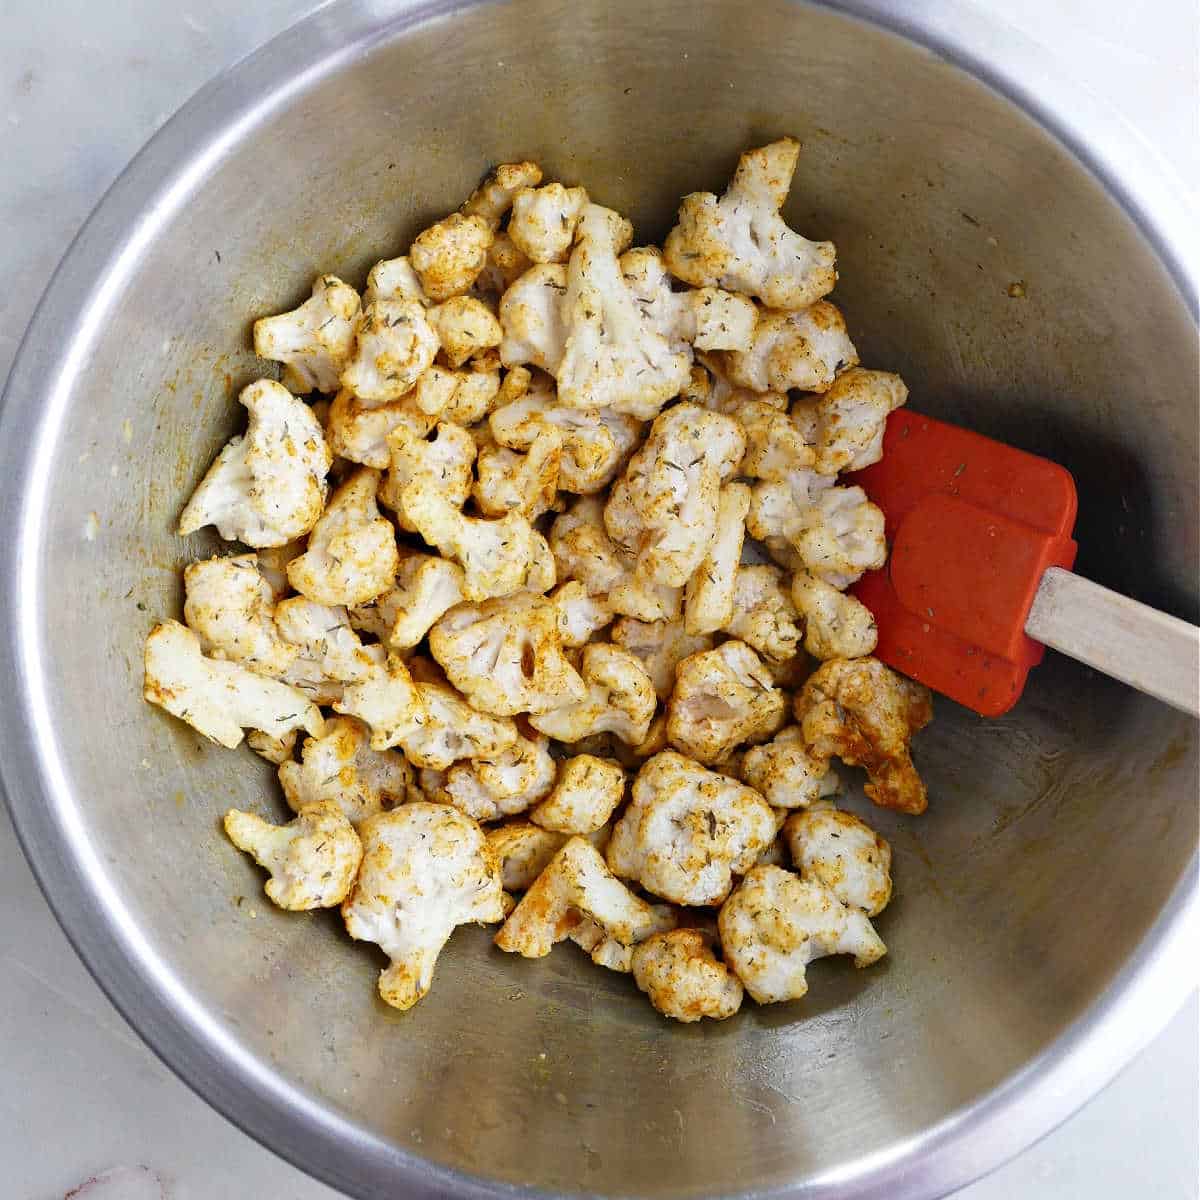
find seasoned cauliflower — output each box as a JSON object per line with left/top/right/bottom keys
{"left": 530, "top": 754, "right": 625, "bottom": 834}
{"left": 791, "top": 568, "right": 878, "bottom": 660}
{"left": 182, "top": 554, "right": 297, "bottom": 676}
{"left": 509, "top": 182, "right": 590, "bottom": 263}
{"left": 224, "top": 800, "right": 362, "bottom": 910}
{"left": 399, "top": 680, "right": 518, "bottom": 770}
{"left": 274, "top": 596, "right": 382, "bottom": 691}
{"left": 795, "top": 657, "right": 933, "bottom": 814}
{"left": 801, "top": 367, "right": 907, "bottom": 475}
{"left": 784, "top": 805, "right": 892, "bottom": 916}
{"left": 246, "top": 729, "right": 298, "bottom": 765}
{"left": 477, "top": 230, "right": 533, "bottom": 297}
{"left": 556, "top": 205, "right": 692, "bottom": 419}
{"left": 530, "top": 643, "right": 656, "bottom": 745}
{"left": 349, "top": 554, "right": 465, "bottom": 651}
{"left": 663, "top": 138, "right": 836, "bottom": 309}
{"left": 340, "top": 299, "right": 439, "bottom": 404}
{"left": 610, "top": 617, "right": 713, "bottom": 701}
{"left": 332, "top": 652, "right": 425, "bottom": 752}
{"left": 325, "top": 387, "right": 430, "bottom": 469}
{"left": 409, "top": 212, "right": 494, "bottom": 301}
{"left": 436, "top": 730, "right": 557, "bottom": 821}
{"left": 342, "top": 803, "right": 504, "bottom": 1010}
{"left": 683, "top": 482, "right": 750, "bottom": 636}
{"left": 286, "top": 468, "right": 399, "bottom": 606}
{"left": 745, "top": 470, "right": 836, "bottom": 569}
{"left": 792, "top": 484, "right": 887, "bottom": 590}
{"left": 379, "top": 422, "right": 476, "bottom": 523}
{"left": 427, "top": 296, "right": 504, "bottom": 368}
{"left": 715, "top": 301, "right": 857, "bottom": 394}
{"left": 461, "top": 161, "right": 544, "bottom": 229}
{"left": 667, "top": 640, "right": 787, "bottom": 765}
{"left": 718, "top": 865, "right": 886, "bottom": 1004}
{"left": 740, "top": 725, "right": 839, "bottom": 809}
{"left": 604, "top": 403, "right": 745, "bottom": 587}
{"left": 253, "top": 274, "right": 361, "bottom": 394}
{"left": 362, "top": 255, "right": 429, "bottom": 308}
{"left": 724, "top": 565, "right": 803, "bottom": 663}
{"left": 737, "top": 399, "right": 817, "bottom": 481}
{"left": 607, "top": 750, "right": 776, "bottom": 905}
{"left": 498, "top": 263, "right": 569, "bottom": 371}
{"left": 279, "top": 715, "right": 413, "bottom": 824}
{"left": 494, "top": 836, "right": 667, "bottom": 958}
{"left": 144, "top": 620, "right": 323, "bottom": 749}
{"left": 486, "top": 822, "right": 570, "bottom": 891}
{"left": 631, "top": 928, "right": 743, "bottom": 1022}
{"left": 569, "top": 901, "right": 677, "bottom": 973}
{"left": 178, "top": 379, "right": 331, "bottom": 547}
{"left": 549, "top": 580, "right": 614, "bottom": 648}
{"left": 409, "top": 361, "right": 503, "bottom": 426}
{"left": 692, "top": 356, "right": 788, "bottom": 415}
{"left": 473, "top": 426, "right": 561, "bottom": 519}
{"left": 429, "top": 592, "right": 585, "bottom": 716}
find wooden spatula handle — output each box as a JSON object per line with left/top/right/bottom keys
{"left": 1025, "top": 567, "right": 1200, "bottom": 717}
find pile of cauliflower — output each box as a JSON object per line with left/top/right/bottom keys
{"left": 144, "top": 139, "right": 933, "bottom": 1023}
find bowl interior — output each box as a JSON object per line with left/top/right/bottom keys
{"left": 9, "top": 0, "right": 1198, "bottom": 1196}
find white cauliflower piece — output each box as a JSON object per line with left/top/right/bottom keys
{"left": 498, "top": 263, "right": 569, "bottom": 371}
{"left": 182, "top": 554, "right": 297, "bottom": 675}
{"left": 178, "top": 379, "right": 331, "bottom": 548}
{"left": 663, "top": 138, "right": 836, "bottom": 310}
{"left": 784, "top": 805, "right": 892, "bottom": 916}
{"left": 409, "top": 212, "right": 494, "bottom": 302}
{"left": 342, "top": 803, "right": 504, "bottom": 1010}
{"left": 224, "top": 801, "right": 362, "bottom": 911}
{"left": 715, "top": 301, "right": 857, "bottom": 394}
{"left": 427, "top": 296, "right": 503, "bottom": 369}
{"left": 274, "top": 596, "right": 382, "bottom": 693}
{"left": 379, "top": 422, "right": 476, "bottom": 523}
{"left": 399, "top": 681, "right": 518, "bottom": 770}
{"left": 795, "top": 657, "right": 933, "bottom": 815}
{"left": 286, "top": 468, "right": 399, "bottom": 606}
{"left": 569, "top": 902, "right": 677, "bottom": 973}
{"left": 362, "top": 255, "right": 429, "bottom": 307}
{"left": 667, "top": 641, "right": 787, "bottom": 766}
{"left": 486, "top": 822, "right": 570, "bottom": 891}
{"left": 279, "top": 715, "right": 413, "bottom": 825}
{"left": 603, "top": 403, "right": 745, "bottom": 587}
{"left": 683, "top": 482, "right": 750, "bottom": 636}
{"left": 429, "top": 592, "right": 585, "bottom": 717}
{"left": 408, "top": 362, "right": 503, "bottom": 425}
{"left": 631, "top": 928, "right": 743, "bottom": 1022}
{"left": 556, "top": 205, "right": 692, "bottom": 419}
{"left": 530, "top": 643, "right": 655, "bottom": 745}
{"left": 255, "top": 540, "right": 305, "bottom": 599}
{"left": 477, "top": 230, "right": 533, "bottom": 296}
{"left": 610, "top": 617, "right": 713, "bottom": 702}
{"left": 461, "top": 161, "right": 544, "bottom": 229}
{"left": 340, "top": 299, "right": 439, "bottom": 404}
{"left": 792, "top": 485, "right": 886, "bottom": 589}
{"left": 144, "top": 620, "right": 323, "bottom": 749}
{"left": 791, "top": 568, "right": 878, "bottom": 660}
{"left": 246, "top": 729, "right": 298, "bottom": 765}
{"left": 530, "top": 754, "right": 625, "bottom": 834}
{"left": 718, "top": 865, "right": 886, "bottom": 1003}
{"left": 724, "top": 566, "right": 803, "bottom": 663}
{"left": 550, "top": 580, "right": 614, "bottom": 647}
{"left": 436, "top": 731, "right": 557, "bottom": 821}
{"left": 692, "top": 356, "right": 788, "bottom": 415}
{"left": 508, "top": 182, "right": 590, "bottom": 263}
{"left": 253, "top": 274, "right": 361, "bottom": 395}
{"left": 738, "top": 399, "right": 817, "bottom": 481}
{"left": 745, "top": 466, "right": 836, "bottom": 565}
{"left": 740, "top": 725, "right": 839, "bottom": 809}
{"left": 326, "top": 388, "right": 431, "bottom": 468}
{"left": 400, "top": 481, "right": 548, "bottom": 602}
{"left": 332, "top": 652, "right": 425, "bottom": 752}
{"left": 607, "top": 750, "right": 776, "bottom": 905}
{"left": 349, "top": 554, "right": 466, "bottom": 651}
{"left": 802, "top": 367, "right": 908, "bottom": 475}
{"left": 494, "top": 836, "right": 667, "bottom": 958}
{"left": 473, "top": 426, "right": 561, "bottom": 519}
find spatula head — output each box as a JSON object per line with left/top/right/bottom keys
{"left": 848, "top": 410, "right": 1078, "bottom": 716}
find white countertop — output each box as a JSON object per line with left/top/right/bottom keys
{"left": 1, "top": 2, "right": 1196, "bottom": 1197}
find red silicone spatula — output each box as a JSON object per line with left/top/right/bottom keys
{"left": 848, "top": 410, "right": 1200, "bottom": 718}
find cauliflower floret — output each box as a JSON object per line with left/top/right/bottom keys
{"left": 144, "top": 620, "right": 323, "bottom": 749}
{"left": 667, "top": 640, "right": 787, "bottom": 765}
{"left": 530, "top": 643, "right": 655, "bottom": 745}
{"left": 663, "top": 138, "right": 836, "bottom": 310}
{"left": 349, "top": 554, "right": 466, "bottom": 651}
{"left": 715, "top": 301, "right": 857, "bottom": 394}
{"left": 683, "top": 482, "right": 750, "bottom": 636}
{"left": 274, "top": 596, "right": 382, "bottom": 692}
{"left": 427, "top": 296, "right": 504, "bottom": 369}
{"left": 362, "top": 255, "right": 429, "bottom": 307}
{"left": 556, "top": 205, "right": 692, "bottom": 419}
{"left": 508, "top": 182, "right": 590, "bottom": 263}
{"left": 477, "top": 230, "right": 533, "bottom": 296}
{"left": 793, "top": 485, "right": 886, "bottom": 589}
{"left": 607, "top": 750, "right": 776, "bottom": 905}
{"left": 718, "top": 865, "right": 886, "bottom": 1004}
{"left": 253, "top": 274, "right": 361, "bottom": 394}
{"left": 631, "top": 928, "right": 743, "bottom": 1022}
{"left": 379, "top": 422, "right": 476, "bottom": 522}
{"left": 494, "top": 836, "right": 667, "bottom": 958}
{"left": 737, "top": 399, "right": 817, "bottom": 481}
{"left": 461, "top": 161, "right": 544, "bottom": 230}
{"left": 343, "top": 803, "right": 504, "bottom": 1010}
{"left": 255, "top": 540, "right": 305, "bottom": 599}
{"left": 784, "top": 805, "right": 892, "bottom": 916}
{"left": 247, "top": 729, "right": 298, "bottom": 764}
{"left": 801, "top": 367, "right": 907, "bottom": 475}
{"left": 795, "top": 657, "right": 933, "bottom": 814}
{"left": 569, "top": 901, "right": 677, "bottom": 972}
{"left": 224, "top": 801, "right": 362, "bottom": 911}
{"left": 178, "top": 379, "right": 331, "bottom": 548}
{"left": 745, "top": 466, "right": 836, "bottom": 565}
{"left": 791, "top": 568, "right": 878, "bottom": 660}
{"left": 409, "top": 212, "right": 494, "bottom": 302}
{"left": 603, "top": 403, "right": 745, "bottom": 587}
{"left": 692, "top": 356, "right": 788, "bottom": 415}
{"left": 550, "top": 580, "right": 614, "bottom": 647}
{"left": 340, "top": 299, "right": 440, "bottom": 404}
{"left": 279, "top": 715, "right": 413, "bottom": 824}
{"left": 498, "top": 263, "right": 569, "bottom": 371}
{"left": 333, "top": 652, "right": 425, "bottom": 751}
{"left": 610, "top": 617, "right": 713, "bottom": 701}
{"left": 326, "top": 388, "right": 431, "bottom": 468}
{"left": 530, "top": 754, "right": 625, "bottom": 834}
{"left": 399, "top": 680, "right": 518, "bottom": 770}
{"left": 740, "top": 725, "right": 839, "bottom": 809}
{"left": 724, "top": 565, "right": 803, "bottom": 663}
{"left": 400, "top": 481, "right": 548, "bottom": 602}
{"left": 486, "top": 822, "right": 570, "bottom": 891}
{"left": 408, "top": 362, "right": 503, "bottom": 425}
{"left": 436, "top": 731, "right": 557, "bottom": 821}
{"left": 429, "top": 592, "right": 585, "bottom": 716}
{"left": 182, "top": 554, "right": 297, "bottom": 676}
{"left": 286, "top": 468, "right": 398, "bottom": 606}
{"left": 473, "top": 426, "right": 561, "bottom": 519}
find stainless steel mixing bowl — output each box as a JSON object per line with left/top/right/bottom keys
{"left": 1, "top": 2, "right": 1196, "bottom": 1197}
